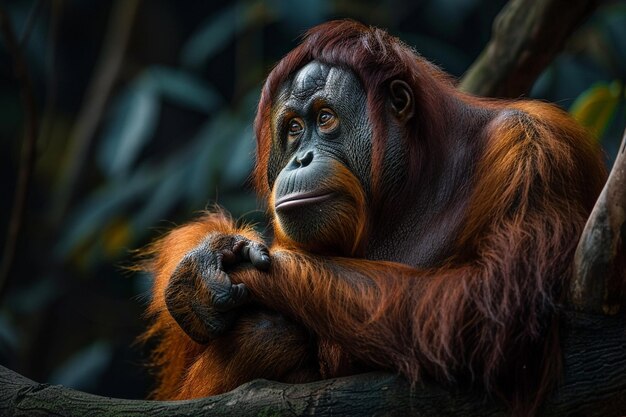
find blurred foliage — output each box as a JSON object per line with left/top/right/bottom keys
{"left": 531, "top": 2, "right": 626, "bottom": 159}
{"left": 571, "top": 80, "right": 624, "bottom": 141}
{"left": 0, "top": 0, "right": 624, "bottom": 399}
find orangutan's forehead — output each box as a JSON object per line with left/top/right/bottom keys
{"left": 290, "top": 61, "right": 331, "bottom": 98}
{"left": 276, "top": 61, "right": 361, "bottom": 107}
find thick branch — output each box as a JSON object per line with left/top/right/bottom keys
{"left": 569, "top": 129, "right": 626, "bottom": 314}
{"left": 459, "top": 0, "right": 599, "bottom": 98}
{"left": 1, "top": 313, "right": 625, "bottom": 416}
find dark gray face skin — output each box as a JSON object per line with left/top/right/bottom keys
{"left": 265, "top": 60, "right": 476, "bottom": 266}
{"left": 269, "top": 61, "right": 373, "bottom": 194}
{"left": 267, "top": 61, "right": 373, "bottom": 246}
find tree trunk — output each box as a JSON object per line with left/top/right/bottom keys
{"left": 1, "top": 313, "right": 624, "bottom": 416}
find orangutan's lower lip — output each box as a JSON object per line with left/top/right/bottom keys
{"left": 275, "top": 192, "right": 334, "bottom": 210}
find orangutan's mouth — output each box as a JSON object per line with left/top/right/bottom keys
{"left": 275, "top": 192, "right": 334, "bottom": 211}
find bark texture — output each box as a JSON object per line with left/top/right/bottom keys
{"left": 569, "top": 129, "right": 626, "bottom": 314}
{"left": 459, "top": 0, "right": 599, "bottom": 98}
{"left": 0, "top": 313, "right": 625, "bottom": 416}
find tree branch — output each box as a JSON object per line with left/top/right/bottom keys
{"left": 569, "top": 128, "right": 626, "bottom": 314}
{"left": 1, "top": 313, "right": 624, "bottom": 416}
{"left": 459, "top": 0, "right": 599, "bottom": 98}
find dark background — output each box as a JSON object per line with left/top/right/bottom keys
{"left": 0, "top": 0, "right": 624, "bottom": 399}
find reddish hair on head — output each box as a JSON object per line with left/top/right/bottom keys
{"left": 253, "top": 19, "right": 454, "bottom": 202}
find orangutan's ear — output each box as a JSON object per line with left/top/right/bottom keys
{"left": 389, "top": 80, "right": 414, "bottom": 122}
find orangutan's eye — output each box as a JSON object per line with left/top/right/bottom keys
{"left": 287, "top": 118, "right": 304, "bottom": 138}
{"left": 317, "top": 108, "right": 338, "bottom": 132}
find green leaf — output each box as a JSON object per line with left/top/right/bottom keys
{"left": 98, "top": 86, "right": 160, "bottom": 178}
{"left": 49, "top": 342, "right": 112, "bottom": 391}
{"left": 180, "top": 4, "right": 241, "bottom": 70}
{"left": 593, "top": 2, "right": 626, "bottom": 74}
{"left": 132, "top": 165, "right": 189, "bottom": 232}
{"left": 570, "top": 81, "right": 622, "bottom": 141}
{"left": 5, "top": 276, "right": 61, "bottom": 313}
{"left": 55, "top": 167, "right": 160, "bottom": 258}
{"left": 186, "top": 112, "right": 241, "bottom": 201}
{"left": 220, "top": 125, "right": 254, "bottom": 189}
{"left": 0, "top": 313, "right": 19, "bottom": 354}
{"left": 146, "top": 67, "right": 223, "bottom": 113}
{"left": 268, "top": 0, "right": 328, "bottom": 29}
{"left": 180, "top": 1, "right": 284, "bottom": 70}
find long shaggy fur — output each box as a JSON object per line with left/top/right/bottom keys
{"left": 142, "top": 20, "right": 607, "bottom": 415}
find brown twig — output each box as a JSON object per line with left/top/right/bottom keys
{"left": 0, "top": 5, "right": 40, "bottom": 300}
{"left": 459, "top": 0, "right": 599, "bottom": 98}
{"left": 569, "top": 128, "right": 626, "bottom": 314}
{"left": 51, "top": 0, "right": 140, "bottom": 224}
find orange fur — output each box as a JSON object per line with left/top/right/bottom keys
{"left": 140, "top": 211, "right": 266, "bottom": 399}
{"left": 272, "top": 161, "right": 368, "bottom": 256}
{"left": 141, "top": 21, "right": 608, "bottom": 415}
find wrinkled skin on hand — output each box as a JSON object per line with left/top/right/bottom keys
{"left": 164, "top": 234, "right": 270, "bottom": 344}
